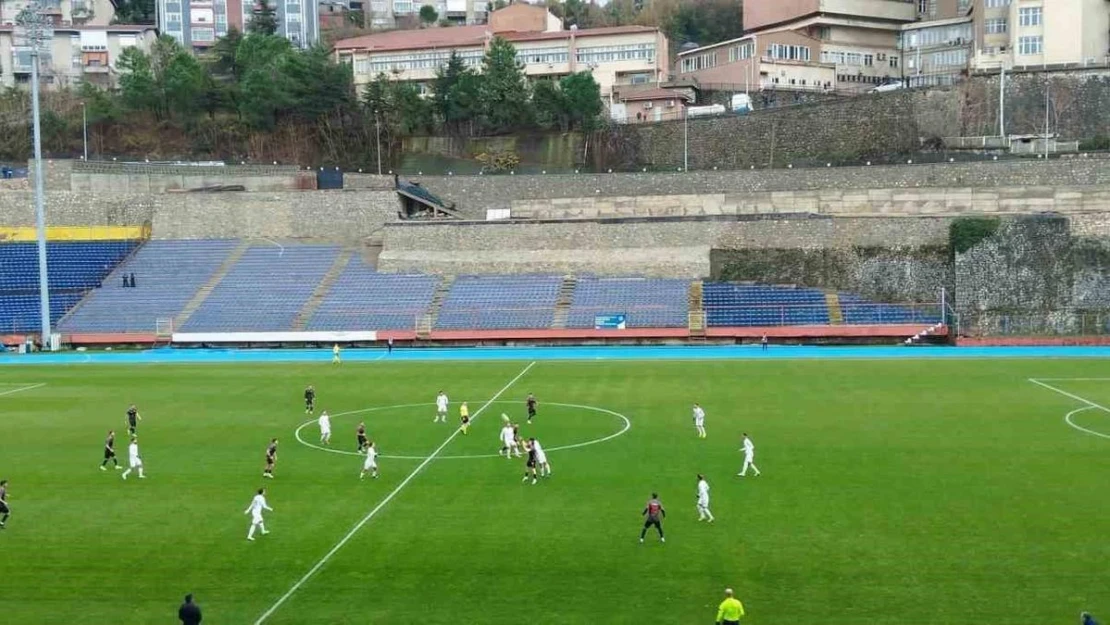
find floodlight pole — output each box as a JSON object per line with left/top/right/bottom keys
{"left": 19, "top": 4, "right": 52, "bottom": 350}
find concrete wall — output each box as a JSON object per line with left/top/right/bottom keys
{"left": 378, "top": 214, "right": 951, "bottom": 278}
{"left": 0, "top": 189, "right": 400, "bottom": 241}
{"left": 511, "top": 186, "right": 1110, "bottom": 219}
{"left": 414, "top": 158, "right": 1110, "bottom": 216}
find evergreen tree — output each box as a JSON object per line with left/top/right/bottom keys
{"left": 477, "top": 37, "right": 530, "bottom": 133}
{"left": 249, "top": 0, "right": 279, "bottom": 36}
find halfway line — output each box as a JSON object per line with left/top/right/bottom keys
{"left": 253, "top": 361, "right": 537, "bottom": 625}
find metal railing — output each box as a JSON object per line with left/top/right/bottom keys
{"left": 960, "top": 310, "right": 1110, "bottom": 337}
{"left": 706, "top": 303, "right": 943, "bottom": 327}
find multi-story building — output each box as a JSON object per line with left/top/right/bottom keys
{"left": 333, "top": 3, "right": 669, "bottom": 101}
{"left": 675, "top": 32, "right": 836, "bottom": 94}
{"left": 972, "top": 0, "right": 1110, "bottom": 70}
{"left": 364, "top": 0, "right": 489, "bottom": 30}
{"left": 0, "top": 0, "right": 116, "bottom": 26}
{"left": 0, "top": 23, "right": 158, "bottom": 89}
{"left": 157, "top": 0, "right": 319, "bottom": 52}
{"left": 900, "top": 10, "right": 972, "bottom": 86}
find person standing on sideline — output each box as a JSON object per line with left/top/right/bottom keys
{"left": 739, "top": 433, "right": 761, "bottom": 477}
{"left": 318, "top": 411, "right": 332, "bottom": 446}
{"left": 696, "top": 474, "right": 714, "bottom": 522}
{"left": 178, "top": 593, "right": 202, "bottom": 625}
{"left": 387, "top": 337, "right": 394, "bottom": 354}
{"left": 245, "top": 487, "right": 272, "bottom": 541}
{"left": 693, "top": 403, "right": 707, "bottom": 439}
{"left": 0, "top": 479, "right": 9, "bottom": 528}
{"left": 332, "top": 343, "right": 341, "bottom": 364}
{"left": 761, "top": 335, "right": 768, "bottom": 351}
{"left": 640, "top": 493, "right": 666, "bottom": 544}
{"left": 715, "top": 588, "right": 745, "bottom": 625}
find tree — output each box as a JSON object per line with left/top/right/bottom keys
{"left": 432, "top": 52, "right": 480, "bottom": 134}
{"left": 363, "top": 73, "right": 433, "bottom": 136}
{"left": 531, "top": 79, "right": 567, "bottom": 131}
{"left": 477, "top": 37, "right": 530, "bottom": 133}
{"left": 249, "top": 0, "right": 279, "bottom": 36}
{"left": 419, "top": 4, "right": 439, "bottom": 26}
{"left": 665, "top": 0, "right": 743, "bottom": 47}
{"left": 559, "top": 71, "right": 603, "bottom": 132}
{"left": 112, "top": 0, "right": 156, "bottom": 24}
{"left": 116, "top": 46, "right": 158, "bottom": 115}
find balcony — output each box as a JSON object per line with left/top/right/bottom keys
{"left": 82, "top": 63, "right": 110, "bottom": 73}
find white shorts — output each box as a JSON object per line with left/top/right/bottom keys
{"left": 535, "top": 452, "right": 548, "bottom": 465}
{"left": 437, "top": 407, "right": 448, "bottom": 414}
{"left": 363, "top": 458, "right": 377, "bottom": 470}
{"left": 698, "top": 498, "right": 709, "bottom": 508}
{"left": 251, "top": 513, "right": 264, "bottom": 524}
{"left": 744, "top": 454, "right": 754, "bottom": 463}
{"left": 129, "top": 458, "right": 142, "bottom": 468}
{"left": 320, "top": 428, "right": 331, "bottom": 437}
{"left": 501, "top": 438, "right": 514, "bottom": 448}
{"left": 695, "top": 419, "right": 705, "bottom": 427}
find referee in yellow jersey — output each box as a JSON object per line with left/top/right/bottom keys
{"left": 715, "top": 588, "right": 745, "bottom": 625}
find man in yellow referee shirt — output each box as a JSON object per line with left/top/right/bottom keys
{"left": 715, "top": 588, "right": 745, "bottom": 625}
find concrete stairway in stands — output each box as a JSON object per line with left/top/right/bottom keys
{"left": 418, "top": 274, "right": 456, "bottom": 338}
{"left": 551, "top": 275, "right": 577, "bottom": 329}
{"left": 824, "top": 290, "right": 844, "bottom": 325}
{"left": 173, "top": 240, "right": 251, "bottom": 330}
{"left": 688, "top": 280, "right": 705, "bottom": 337}
{"left": 292, "top": 249, "right": 353, "bottom": 331}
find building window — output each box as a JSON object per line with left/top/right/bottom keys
{"left": 393, "top": 0, "right": 412, "bottom": 13}
{"left": 680, "top": 51, "right": 716, "bottom": 72}
{"left": 930, "top": 49, "right": 968, "bottom": 67}
{"left": 628, "top": 73, "right": 651, "bottom": 84}
{"left": 863, "top": 54, "right": 873, "bottom": 67}
{"left": 766, "top": 43, "right": 810, "bottom": 62}
{"left": 518, "top": 46, "right": 569, "bottom": 65}
{"left": 1017, "top": 35, "right": 1042, "bottom": 55}
{"left": 1018, "top": 6, "right": 1042, "bottom": 27}
{"left": 576, "top": 43, "right": 656, "bottom": 64}
{"left": 286, "top": 2, "right": 301, "bottom": 14}
{"left": 192, "top": 27, "right": 215, "bottom": 42}
{"left": 727, "top": 42, "right": 753, "bottom": 63}
{"left": 889, "top": 56, "right": 898, "bottom": 68}
{"left": 368, "top": 49, "right": 483, "bottom": 73}
{"left": 984, "top": 18, "right": 1007, "bottom": 34}
{"left": 371, "top": 0, "right": 386, "bottom": 10}
{"left": 355, "top": 58, "right": 370, "bottom": 74}
{"left": 984, "top": 0, "right": 1010, "bottom": 7}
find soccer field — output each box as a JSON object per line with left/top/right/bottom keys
{"left": 1, "top": 357, "right": 1109, "bottom": 624}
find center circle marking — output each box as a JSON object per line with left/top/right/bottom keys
{"left": 294, "top": 400, "right": 631, "bottom": 460}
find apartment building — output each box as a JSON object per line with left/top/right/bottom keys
{"left": 0, "top": 24, "right": 157, "bottom": 89}
{"left": 676, "top": 32, "right": 836, "bottom": 93}
{"left": 0, "top": 0, "right": 116, "bottom": 26}
{"left": 333, "top": 3, "right": 669, "bottom": 100}
{"left": 972, "top": 0, "right": 1110, "bottom": 70}
{"left": 156, "top": 0, "right": 319, "bottom": 51}
{"left": 364, "top": 0, "right": 489, "bottom": 30}
{"left": 901, "top": 13, "right": 972, "bottom": 86}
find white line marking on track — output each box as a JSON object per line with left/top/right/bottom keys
{"left": 253, "top": 361, "right": 536, "bottom": 625}
{"left": 293, "top": 401, "right": 631, "bottom": 459}
{"left": 1028, "top": 378, "right": 1110, "bottom": 440}
{"left": 0, "top": 382, "right": 46, "bottom": 397}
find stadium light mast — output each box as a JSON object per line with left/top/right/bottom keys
{"left": 17, "top": 3, "right": 53, "bottom": 350}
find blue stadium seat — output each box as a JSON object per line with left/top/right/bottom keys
{"left": 307, "top": 258, "right": 438, "bottom": 331}
{"left": 703, "top": 283, "right": 829, "bottom": 327}
{"left": 436, "top": 275, "right": 561, "bottom": 330}
{"left": 567, "top": 277, "right": 689, "bottom": 328}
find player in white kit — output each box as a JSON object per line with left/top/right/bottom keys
{"left": 498, "top": 424, "right": 516, "bottom": 459}
{"left": 245, "top": 487, "right": 272, "bottom": 540}
{"left": 435, "top": 391, "right": 449, "bottom": 423}
{"left": 121, "top": 437, "right": 145, "bottom": 480}
{"left": 696, "top": 473, "right": 714, "bottom": 522}
{"left": 318, "top": 411, "right": 332, "bottom": 446}
{"left": 532, "top": 438, "right": 551, "bottom": 477}
{"left": 693, "top": 403, "right": 707, "bottom": 438}
{"left": 739, "top": 433, "right": 761, "bottom": 477}
{"left": 360, "top": 441, "right": 379, "bottom": 479}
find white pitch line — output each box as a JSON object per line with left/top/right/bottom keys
{"left": 1028, "top": 378, "right": 1110, "bottom": 440}
{"left": 253, "top": 361, "right": 536, "bottom": 625}
{"left": 0, "top": 382, "right": 46, "bottom": 397}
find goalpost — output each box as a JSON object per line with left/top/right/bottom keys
{"left": 155, "top": 318, "right": 174, "bottom": 347}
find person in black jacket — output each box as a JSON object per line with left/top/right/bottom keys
{"left": 179, "top": 593, "right": 202, "bottom": 625}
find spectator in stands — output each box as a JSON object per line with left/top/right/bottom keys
{"left": 130, "top": 273, "right": 137, "bottom": 288}
{"left": 178, "top": 593, "right": 202, "bottom": 625}
{"left": 122, "top": 274, "right": 130, "bottom": 288}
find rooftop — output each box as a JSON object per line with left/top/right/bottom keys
{"left": 333, "top": 24, "right": 659, "bottom": 53}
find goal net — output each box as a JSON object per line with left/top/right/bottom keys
{"left": 155, "top": 318, "right": 174, "bottom": 346}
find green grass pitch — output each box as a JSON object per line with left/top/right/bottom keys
{"left": 1, "top": 358, "right": 1109, "bottom": 624}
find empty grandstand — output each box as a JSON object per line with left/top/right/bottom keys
{"left": 703, "top": 283, "right": 831, "bottom": 327}
{"left": 1, "top": 240, "right": 139, "bottom": 334}
{"left": 435, "top": 275, "right": 562, "bottom": 330}
{"left": 567, "top": 277, "right": 689, "bottom": 329}
{"left": 307, "top": 259, "right": 438, "bottom": 331}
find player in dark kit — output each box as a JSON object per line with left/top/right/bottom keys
{"left": 304, "top": 385, "right": 316, "bottom": 414}
{"left": 99, "top": 430, "right": 120, "bottom": 470}
{"left": 526, "top": 393, "right": 538, "bottom": 424}
{"left": 263, "top": 438, "right": 278, "bottom": 479}
{"left": 126, "top": 405, "right": 141, "bottom": 436}
{"left": 356, "top": 422, "right": 368, "bottom": 454}
{"left": 640, "top": 493, "right": 666, "bottom": 544}
{"left": 522, "top": 438, "right": 538, "bottom": 484}
{"left": 0, "top": 479, "right": 10, "bottom": 528}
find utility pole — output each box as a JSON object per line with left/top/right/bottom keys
{"left": 1043, "top": 76, "right": 1050, "bottom": 160}
{"left": 998, "top": 66, "right": 1006, "bottom": 139}
{"left": 374, "top": 109, "right": 382, "bottom": 175}
{"left": 17, "top": 4, "right": 53, "bottom": 350}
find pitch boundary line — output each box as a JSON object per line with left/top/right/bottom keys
{"left": 253, "top": 361, "right": 536, "bottom": 625}
{"left": 0, "top": 382, "right": 46, "bottom": 397}
{"left": 293, "top": 401, "right": 632, "bottom": 459}
{"left": 1028, "top": 378, "right": 1110, "bottom": 440}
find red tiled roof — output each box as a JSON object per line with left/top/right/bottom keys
{"left": 620, "top": 88, "right": 691, "bottom": 103}
{"left": 333, "top": 24, "right": 658, "bottom": 52}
